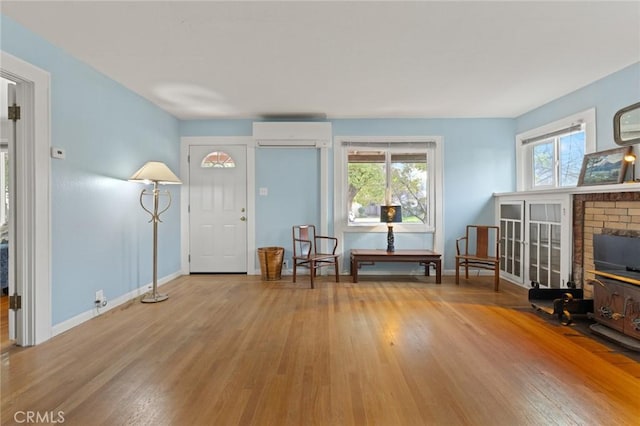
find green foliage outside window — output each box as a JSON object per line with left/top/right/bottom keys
{"left": 347, "top": 150, "right": 428, "bottom": 224}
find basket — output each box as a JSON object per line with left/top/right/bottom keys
{"left": 257, "top": 246, "right": 284, "bottom": 281}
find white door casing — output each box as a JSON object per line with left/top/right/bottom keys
{"left": 5, "top": 81, "right": 17, "bottom": 341}
{"left": 189, "top": 145, "right": 247, "bottom": 272}
{"left": 1, "top": 51, "right": 52, "bottom": 346}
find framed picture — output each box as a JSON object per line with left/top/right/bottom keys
{"left": 577, "top": 146, "right": 631, "bottom": 186}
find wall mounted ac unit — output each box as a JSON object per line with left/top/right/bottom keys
{"left": 253, "top": 122, "right": 332, "bottom": 147}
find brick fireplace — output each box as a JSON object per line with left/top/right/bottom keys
{"left": 573, "top": 191, "right": 640, "bottom": 298}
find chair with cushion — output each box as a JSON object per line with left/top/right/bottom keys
{"left": 455, "top": 225, "right": 500, "bottom": 291}
{"left": 292, "top": 225, "right": 339, "bottom": 289}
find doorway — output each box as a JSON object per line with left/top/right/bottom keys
{"left": 189, "top": 145, "right": 248, "bottom": 273}
{"left": 1, "top": 51, "right": 52, "bottom": 347}
{"left": 180, "top": 136, "right": 256, "bottom": 275}
{"left": 0, "top": 77, "right": 15, "bottom": 348}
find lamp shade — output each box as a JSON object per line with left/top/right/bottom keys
{"left": 129, "top": 161, "right": 182, "bottom": 184}
{"left": 380, "top": 205, "right": 402, "bottom": 223}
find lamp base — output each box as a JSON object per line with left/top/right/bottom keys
{"left": 141, "top": 293, "right": 169, "bottom": 303}
{"left": 387, "top": 225, "right": 395, "bottom": 252}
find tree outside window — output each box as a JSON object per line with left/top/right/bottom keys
{"left": 347, "top": 149, "right": 428, "bottom": 225}
{"left": 559, "top": 131, "right": 585, "bottom": 186}
{"left": 531, "top": 129, "right": 585, "bottom": 188}
{"left": 533, "top": 140, "right": 554, "bottom": 186}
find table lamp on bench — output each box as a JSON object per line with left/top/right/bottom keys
{"left": 380, "top": 205, "right": 402, "bottom": 252}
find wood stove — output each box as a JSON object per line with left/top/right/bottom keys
{"left": 589, "top": 232, "right": 640, "bottom": 351}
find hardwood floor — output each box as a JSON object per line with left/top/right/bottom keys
{"left": 0, "top": 295, "right": 9, "bottom": 350}
{"left": 1, "top": 275, "right": 639, "bottom": 425}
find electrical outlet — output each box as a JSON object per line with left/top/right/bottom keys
{"left": 283, "top": 260, "right": 289, "bottom": 269}
{"left": 95, "top": 290, "right": 108, "bottom": 308}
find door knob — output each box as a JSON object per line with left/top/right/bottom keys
{"left": 240, "top": 216, "right": 246, "bottom": 221}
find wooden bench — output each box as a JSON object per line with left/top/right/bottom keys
{"left": 350, "top": 249, "right": 442, "bottom": 283}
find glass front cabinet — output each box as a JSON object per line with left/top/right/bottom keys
{"left": 496, "top": 193, "right": 572, "bottom": 289}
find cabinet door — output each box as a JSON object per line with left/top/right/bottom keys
{"left": 526, "top": 201, "right": 570, "bottom": 288}
{"left": 593, "top": 280, "right": 625, "bottom": 333}
{"left": 494, "top": 194, "right": 571, "bottom": 289}
{"left": 499, "top": 202, "right": 524, "bottom": 284}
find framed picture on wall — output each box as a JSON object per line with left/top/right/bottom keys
{"left": 577, "top": 146, "right": 631, "bottom": 186}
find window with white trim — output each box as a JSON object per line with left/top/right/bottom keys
{"left": 201, "top": 151, "right": 236, "bottom": 168}
{"left": 339, "top": 139, "right": 437, "bottom": 232}
{"left": 517, "top": 109, "right": 596, "bottom": 190}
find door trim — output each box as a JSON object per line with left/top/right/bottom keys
{"left": 1, "top": 51, "right": 52, "bottom": 346}
{"left": 180, "top": 136, "right": 256, "bottom": 274}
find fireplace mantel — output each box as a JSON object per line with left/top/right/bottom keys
{"left": 494, "top": 182, "right": 640, "bottom": 198}
{"left": 587, "top": 270, "right": 640, "bottom": 287}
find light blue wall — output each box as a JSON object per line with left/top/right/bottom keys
{"left": 516, "top": 62, "right": 640, "bottom": 150}
{"left": 181, "top": 118, "right": 516, "bottom": 270}
{"left": 256, "top": 148, "right": 321, "bottom": 262}
{"left": 1, "top": 16, "right": 181, "bottom": 325}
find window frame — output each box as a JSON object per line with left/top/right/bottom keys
{"left": 334, "top": 136, "right": 443, "bottom": 237}
{"left": 516, "top": 108, "right": 596, "bottom": 191}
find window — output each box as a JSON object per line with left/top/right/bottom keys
{"left": 347, "top": 149, "right": 428, "bottom": 225}
{"left": 337, "top": 138, "right": 439, "bottom": 232}
{"left": 201, "top": 151, "right": 235, "bottom": 168}
{"left": 529, "top": 127, "right": 585, "bottom": 188}
{"left": 517, "top": 109, "right": 595, "bottom": 190}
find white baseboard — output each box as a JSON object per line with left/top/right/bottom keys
{"left": 52, "top": 271, "right": 183, "bottom": 337}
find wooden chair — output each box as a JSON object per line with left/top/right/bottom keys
{"left": 455, "top": 225, "right": 501, "bottom": 291}
{"left": 292, "top": 225, "right": 339, "bottom": 289}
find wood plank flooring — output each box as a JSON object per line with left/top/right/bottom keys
{"left": 0, "top": 295, "right": 10, "bottom": 350}
{"left": 1, "top": 275, "right": 639, "bottom": 425}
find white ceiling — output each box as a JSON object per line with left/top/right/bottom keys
{"left": 2, "top": 1, "right": 639, "bottom": 120}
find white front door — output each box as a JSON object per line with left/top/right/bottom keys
{"left": 189, "top": 145, "right": 247, "bottom": 273}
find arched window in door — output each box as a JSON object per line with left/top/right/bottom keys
{"left": 201, "top": 151, "right": 236, "bottom": 168}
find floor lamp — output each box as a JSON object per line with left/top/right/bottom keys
{"left": 129, "top": 161, "right": 182, "bottom": 303}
